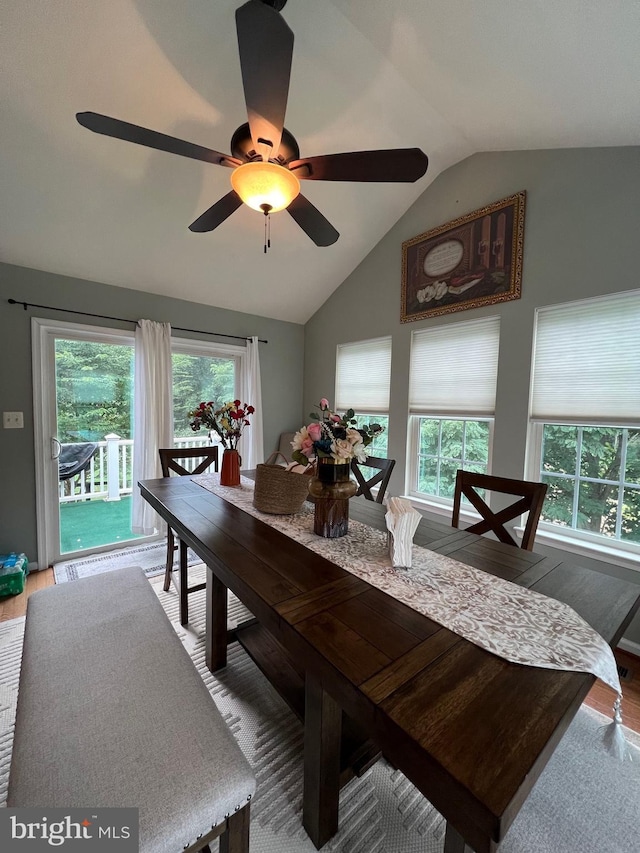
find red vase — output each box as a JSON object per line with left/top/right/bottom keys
{"left": 220, "top": 449, "right": 241, "bottom": 486}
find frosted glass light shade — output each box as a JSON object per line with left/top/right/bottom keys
{"left": 231, "top": 161, "right": 300, "bottom": 212}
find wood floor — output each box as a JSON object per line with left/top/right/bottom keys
{"left": 1, "top": 568, "right": 639, "bottom": 735}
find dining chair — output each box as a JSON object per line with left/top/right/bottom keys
{"left": 452, "top": 470, "right": 548, "bottom": 550}
{"left": 350, "top": 456, "right": 396, "bottom": 503}
{"left": 276, "top": 431, "right": 297, "bottom": 464}
{"left": 159, "top": 446, "right": 219, "bottom": 624}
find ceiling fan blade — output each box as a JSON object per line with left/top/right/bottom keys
{"left": 189, "top": 191, "right": 243, "bottom": 232}
{"left": 287, "top": 194, "right": 339, "bottom": 247}
{"left": 76, "top": 112, "right": 241, "bottom": 168}
{"left": 235, "top": 0, "right": 293, "bottom": 160}
{"left": 289, "top": 148, "right": 428, "bottom": 182}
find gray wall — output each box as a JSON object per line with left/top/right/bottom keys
{"left": 304, "top": 146, "right": 640, "bottom": 643}
{"left": 0, "top": 262, "right": 304, "bottom": 563}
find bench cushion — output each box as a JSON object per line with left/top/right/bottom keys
{"left": 8, "top": 567, "right": 256, "bottom": 853}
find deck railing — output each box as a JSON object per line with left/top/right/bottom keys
{"left": 58, "top": 435, "right": 215, "bottom": 503}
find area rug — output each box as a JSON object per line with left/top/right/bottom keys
{"left": 1, "top": 571, "right": 639, "bottom": 852}
{"left": 53, "top": 541, "right": 203, "bottom": 584}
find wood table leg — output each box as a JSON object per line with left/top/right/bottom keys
{"left": 178, "top": 539, "right": 189, "bottom": 625}
{"left": 444, "top": 822, "right": 475, "bottom": 853}
{"left": 303, "top": 674, "right": 342, "bottom": 849}
{"left": 206, "top": 568, "right": 228, "bottom": 672}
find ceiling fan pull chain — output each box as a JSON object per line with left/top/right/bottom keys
{"left": 261, "top": 203, "right": 272, "bottom": 253}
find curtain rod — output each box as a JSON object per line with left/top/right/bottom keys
{"left": 7, "top": 299, "right": 267, "bottom": 343}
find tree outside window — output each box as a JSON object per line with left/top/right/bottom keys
{"left": 540, "top": 424, "right": 640, "bottom": 544}
{"left": 415, "top": 417, "right": 491, "bottom": 500}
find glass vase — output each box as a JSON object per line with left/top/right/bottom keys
{"left": 220, "top": 448, "right": 241, "bottom": 486}
{"left": 309, "top": 458, "right": 357, "bottom": 538}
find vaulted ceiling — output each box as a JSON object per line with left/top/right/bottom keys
{"left": 2, "top": 1, "right": 639, "bottom": 323}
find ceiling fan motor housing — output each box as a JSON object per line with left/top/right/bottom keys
{"left": 230, "top": 122, "right": 300, "bottom": 164}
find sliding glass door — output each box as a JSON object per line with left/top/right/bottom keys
{"left": 33, "top": 319, "right": 245, "bottom": 567}
{"left": 33, "top": 319, "right": 144, "bottom": 565}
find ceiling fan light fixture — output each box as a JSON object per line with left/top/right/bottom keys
{"left": 231, "top": 161, "right": 300, "bottom": 213}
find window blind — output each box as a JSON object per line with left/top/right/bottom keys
{"left": 335, "top": 336, "right": 391, "bottom": 413}
{"left": 409, "top": 317, "right": 500, "bottom": 416}
{"left": 531, "top": 289, "right": 640, "bottom": 425}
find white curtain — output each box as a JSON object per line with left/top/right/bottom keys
{"left": 132, "top": 320, "right": 173, "bottom": 535}
{"left": 242, "top": 336, "right": 264, "bottom": 468}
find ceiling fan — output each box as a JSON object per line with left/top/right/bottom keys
{"left": 76, "top": 0, "right": 428, "bottom": 247}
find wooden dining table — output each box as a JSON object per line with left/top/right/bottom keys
{"left": 139, "top": 475, "right": 640, "bottom": 853}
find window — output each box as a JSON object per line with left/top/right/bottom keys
{"left": 408, "top": 316, "right": 499, "bottom": 502}
{"left": 529, "top": 290, "right": 640, "bottom": 552}
{"left": 415, "top": 417, "right": 491, "bottom": 499}
{"left": 336, "top": 337, "right": 391, "bottom": 457}
{"left": 171, "top": 338, "right": 244, "bottom": 447}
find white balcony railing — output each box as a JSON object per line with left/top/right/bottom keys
{"left": 58, "top": 435, "right": 215, "bottom": 503}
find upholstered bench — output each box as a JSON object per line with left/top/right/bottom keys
{"left": 8, "top": 567, "right": 256, "bottom": 853}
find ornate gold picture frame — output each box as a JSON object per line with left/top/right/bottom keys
{"left": 401, "top": 190, "right": 526, "bottom": 323}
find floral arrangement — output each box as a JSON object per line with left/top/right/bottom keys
{"left": 189, "top": 400, "right": 255, "bottom": 450}
{"left": 291, "top": 398, "right": 384, "bottom": 466}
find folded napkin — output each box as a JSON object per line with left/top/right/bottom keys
{"left": 385, "top": 497, "right": 422, "bottom": 568}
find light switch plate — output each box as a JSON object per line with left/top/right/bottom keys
{"left": 3, "top": 411, "right": 24, "bottom": 429}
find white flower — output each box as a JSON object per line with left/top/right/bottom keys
{"left": 332, "top": 438, "right": 353, "bottom": 462}
{"left": 351, "top": 440, "right": 367, "bottom": 463}
{"left": 434, "top": 280, "right": 448, "bottom": 299}
{"left": 291, "top": 425, "right": 310, "bottom": 450}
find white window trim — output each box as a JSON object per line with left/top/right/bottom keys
{"left": 525, "top": 420, "right": 640, "bottom": 570}
{"left": 406, "top": 414, "right": 494, "bottom": 508}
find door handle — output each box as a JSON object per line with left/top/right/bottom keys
{"left": 51, "top": 437, "right": 61, "bottom": 460}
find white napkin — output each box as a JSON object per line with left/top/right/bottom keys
{"left": 385, "top": 497, "right": 422, "bottom": 568}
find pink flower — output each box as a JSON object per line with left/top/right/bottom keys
{"left": 346, "top": 428, "right": 362, "bottom": 445}
{"left": 301, "top": 437, "right": 315, "bottom": 458}
{"left": 319, "top": 398, "right": 330, "bottom": 410}
{"left": 330, "top": 414, "right": 341, "bottom": 423}
{"left": 307, "top": 422, "right": 322, "bottom": 442}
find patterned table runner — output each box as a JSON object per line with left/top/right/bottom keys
{"left": 192, "top": 475, "right": 624, "bottom": 739}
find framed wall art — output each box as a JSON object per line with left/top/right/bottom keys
{"left": 401, "top": 190, "right": 526, "bottom": 323}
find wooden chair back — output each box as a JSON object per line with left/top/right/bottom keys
{"left": 452, "top": 470, "right": 547, "bottom": 551}
{"left": 350, "top": 456, "right": 396, "bottom": 503}
{"left": 159, "top": 446, "right": 219, "bottom": 478}
{"left": 158, "top": 446, "right": 219, "bottom": 623}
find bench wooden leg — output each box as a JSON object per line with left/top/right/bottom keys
{"left": 219, "top": 803, "right": 251, "bottom": 853}
{"left": 303, "top": 674, "right": 341, "bottom": 849}
{"left": 206, "top": 568, "right": 228, "bottom": 672}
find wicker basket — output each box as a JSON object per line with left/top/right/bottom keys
{"left": 253, "top": 452, "right": 312, "bottom": 514}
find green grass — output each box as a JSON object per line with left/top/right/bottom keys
{"left": 60, "top": 495, "right": 144, "bottom": 554}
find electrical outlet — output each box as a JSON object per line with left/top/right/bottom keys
{"left": 3, "top": 411, "right": 24, "bottom": 429}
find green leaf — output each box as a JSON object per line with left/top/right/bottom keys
{"left": 292, "top": 449, "right": 310, "bottom": 466}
